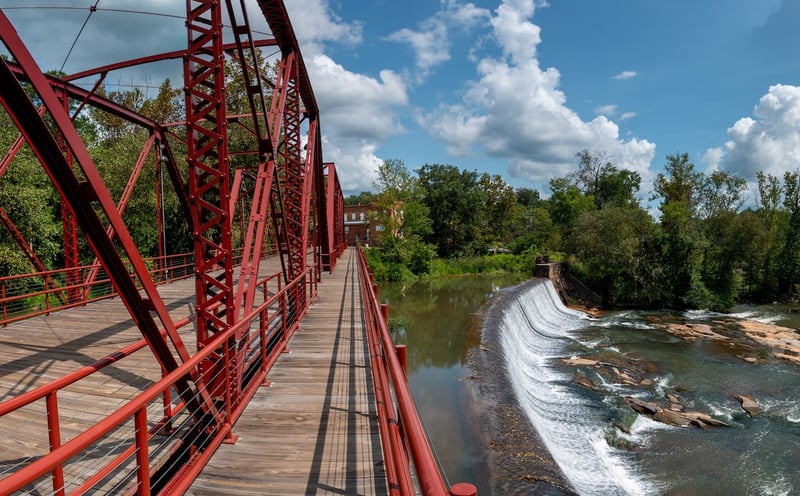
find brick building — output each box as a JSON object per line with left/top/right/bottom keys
{"left": 343, "top": 204, "right": 383, "bottom": 246}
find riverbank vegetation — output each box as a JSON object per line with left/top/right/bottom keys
{"left": 356, "top": 153, "right": 800, "bottom": 311}
{"left": 1, "top": 73, "right": 797, "bottom": 311}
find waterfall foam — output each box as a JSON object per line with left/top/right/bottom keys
{"left": 500, "top": 279, "right": 654, "bottom": 495}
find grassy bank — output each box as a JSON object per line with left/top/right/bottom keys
{"left": 364, "top": 247, "right": 566, "bottom": 282}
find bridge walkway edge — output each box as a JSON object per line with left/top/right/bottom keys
{"left": 187, "top": 247, "right": 388, "bottom": 495}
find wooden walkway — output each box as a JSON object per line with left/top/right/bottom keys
{"left": 188, "top": 248, "right": 387, "bottom": 495}
{"left": 0, "top": 248, "right": 388, "bottom": 495}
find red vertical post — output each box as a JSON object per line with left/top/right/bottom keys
{"left": 395, "top": 344, "right": 407, "bottom": 376}
{"left": 135, "top": 408, "right": 152, "bottom": 496}
{"left": 45, "top": 392, "right": 65, "bottom": 496}
{"left": 185, "top": 0, "right": 238, "bottom": 402}
{"left": 55, "top": 90, "right": 81, "bottom": 304}
{"left": 449, "top": 483, "right": 478, "bottom": 496}
{"left": 155, "top": 143, "right": 165, "bottom": 283}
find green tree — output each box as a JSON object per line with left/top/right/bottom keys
{"left": 515, "top": 187, "right": 542, "bottom": 207}
{"left": 573, "top": 149, "right": 641, "bottom": 209}
{"left": 777, "top": 171, "right": 800, "bottom": 298}
{"left": 754, "top": 172, "right": 784, "bottom": 298}
{"left": 478, "top": 172, "right": 517, "bottom": 248}
{"left": 417, "top": 164, "right": 485, "bottom": 257}
{"left": 509, "top": 206, "right": 557, "bottom": 255}
{"left": 548, "top": 176, "right": 594, "bottom": 229}
{"left": 344, "top": 191, "right": 376, "bottom": 206}
{"left": 698, "top": 170, "right": 746, "bottom": 219}
{"left": 367, "top": 159, "right": 435, "bottom": 280}
{"left": 652, "top": 153, "right": 708, "bottom": 307}
{"left": 0, "top": 97, "right": 81, "bottom": 273}
{"left": 569, "top": 206, "right": 664, "bottom": 306}
{"left": 696, "top": 170, "right": 747, "bottom": 308}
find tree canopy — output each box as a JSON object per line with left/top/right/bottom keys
{"left": 3, "top": 71, "right": 799, "bottom": 310}
{"left": 356, "top": 149, "right": 800, "bottom": 309}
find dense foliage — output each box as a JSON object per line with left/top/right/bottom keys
{"left": 1, "top": 77, "right": 203, "bottom": 277}
{"left": 2, "top": 71, "right": 798, "bottom": 310}
{"left": 357, "top": 152, "right": 800, "bottom": 310}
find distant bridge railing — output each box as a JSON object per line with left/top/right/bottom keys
{"left": 0, "top": 257, "right": 315, "bottom": 494}
{"left": 0, "top": 246, "right": 288, "bottom": 326}
{"left": 356, "top": 246, "right": 477, "bottom": 496}
{"left": 0, "top": 252, "right": 195, "bottom": 325}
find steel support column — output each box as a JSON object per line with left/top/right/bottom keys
{"left": 184, "top": 0, "right": 239, "bottom": 402}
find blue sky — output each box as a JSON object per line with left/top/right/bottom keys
{"left": 2, "top": 0, "right": 800, "bottom": 200}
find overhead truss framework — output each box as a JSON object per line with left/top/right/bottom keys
{"left": 0, "top": 0, "right": 345, "bottom": 490}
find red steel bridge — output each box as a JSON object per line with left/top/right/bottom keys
{"left": 0, "top": 1, "right": 477, "bottom": 494}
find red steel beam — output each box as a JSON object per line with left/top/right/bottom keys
{"left": 319, "top": 161, "right": 341, "bottom": 271}
{"left": 256, "top": 0, "right": 329, "bottom": 291}
{"left": 54, "top": 90, "right": 82, "bottom": 304}
{"left": 0, "top": 208, "right": 63, "bottom": 301}
{"left": 256, "top": 0, "right": 319, "bottom": 118}
{"left": 81, "top": 133, "right": 158, "bottom": 297}
{"left": 273, "top": 51, "right": 306, "bottom": 281}
{"left": 63, "top": 39, "right": 278, "bottom": 83}
{"left": 226, "top": 0, "right": 278, "bottom": 318}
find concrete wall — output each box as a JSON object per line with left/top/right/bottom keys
{"left": 534, "top": 262, "right": 602, "bottom": 309}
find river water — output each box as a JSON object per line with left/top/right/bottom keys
{"left": 380, "top": 275, "right": 800, "bottom": 496}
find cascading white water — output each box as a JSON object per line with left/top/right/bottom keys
{"left": 500, "top": 279, "right": 653, "bottom": 496}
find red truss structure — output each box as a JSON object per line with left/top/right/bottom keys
{"left": 0, "top": 0, "right": 346, "bottom": 492}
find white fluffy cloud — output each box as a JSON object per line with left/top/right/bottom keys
{"left": 419, "top": 0, "right": 655, "bottom": 185}
{"left": 279, "top": 0, "right": 362, "bottom": 56}
{"left": 386, "top": 23, "right": 450, "bottom": 76}
{"left": 282, "top": 1, "right": 410, "bottom": 194}
{"left": 386, "top": 1, "right": 491, "bottom": 79}
{"left": 703, "top": 84, "right": 800, "bottom": 181}
{"left": 614, "top": 70, "right": 638, "bottom": 80}
{"left": 308, "top": 56, "right": 409, "bottom": 192}
{"left": 595, "top": 104, "right": 618, "bottom": 116}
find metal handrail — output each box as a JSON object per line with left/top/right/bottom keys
{"left": 0, "top": 252, "right": 196, "bottom": 325}
{"left": 0, "top": 263, "right": 314, "bottom": 494}
{"left": 0, "top": 247, "right": 264, "bottom": 326}
{"left": 355, "top": 246, "right": 477, "bottom": 496}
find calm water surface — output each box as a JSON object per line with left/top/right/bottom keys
{"left": 378, "top": 273, "right": 528, "bottom": 492}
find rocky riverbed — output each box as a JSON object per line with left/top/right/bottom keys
{"left": 653, "top": 316, "right": 800, "bottom": 365}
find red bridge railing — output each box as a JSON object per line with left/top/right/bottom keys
{"left": 356, "top": 246, "right": 477, "bottom": 496}
{"left": 0, "top": 252, "right": 196, "bottom": 326}
{"left": 0, "top": 261, "right": 316, "bottom": 494}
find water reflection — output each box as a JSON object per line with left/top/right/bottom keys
{"left": 378, "top": 273, "right": 528, "bottom": 491}
{"left": 381, "top": 274, "right": 525, "bottom": 370}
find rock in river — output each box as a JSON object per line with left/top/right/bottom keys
{"left": 734, "top": 394, "right": 760, "bottom": 416}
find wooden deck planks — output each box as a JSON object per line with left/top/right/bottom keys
{"left": 0, "top": 250, "right": 388, "bottom": 494}
{"left": 187, "top": 248, "right": 388, "bottom": 496}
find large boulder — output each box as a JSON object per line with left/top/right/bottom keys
{"left": 653, "top": 409, "right": 693, "bottom": 427}
{"left": 625, "top": 397, "right": 730, "bottom": 429}
{"left": 734, "top": 395, "right": 760, "bottom": 416}
{"left": 625, "top": 397, "right": 660, "bottom": 415}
